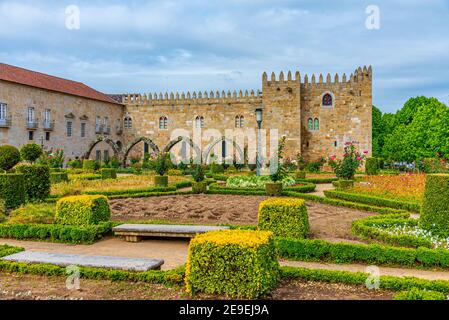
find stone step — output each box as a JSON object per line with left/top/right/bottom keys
{"left": 113, "top": 224, "right": 230, "bottom": 242}
{"left": 2, "top": 251, "right": 164, "bottom": 271}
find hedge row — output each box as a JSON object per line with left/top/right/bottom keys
{"left": 324, "top": 190, "right": 421, "bottom": 213}
{"left": 276, "top": 237, "right": 449, "bottom": 269}
{"left": 0, "top": 245, "right": 24, "bottom": 258}
{"left": 296, "top": 178, "right": 339, "bottom": 184}
{"left": 0, "top": 174, "right": 26, "bottom": 209}
{"left": 83, "top": 186, "right": 178, "bottom": 196}
{"left": 208, "top": 182, "right": 316, "bottom": 194}
{"left": 280, "top": 266, "right": 449, "bottom": 294}
{"left": 283, "top": 191, "right": 409, "bottom": 215}
{"left": 0, "top": 222, "right": 113, "bottom": 244}
{"left": 352, "top": 215, "right": 433, "bottom": 249}
{"left": 394, "top": 288, "right": 447, "bottom": 300}
{"left": 206, "top": 188, "right": 267, "bottom": 196}
{"left": 16, "top": 165, "right": 51, "bottom": 202}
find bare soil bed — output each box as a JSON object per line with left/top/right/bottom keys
{"left": 0, "top": 272, "right": 393, "bottom": 300}
{"left": 110, "top": 195, "right": 376, "bottom": 243}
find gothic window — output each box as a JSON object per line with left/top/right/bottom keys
{"left": 322, "top": 93, "right": 333, "bottom": 107}
{"left": 124, "top": 116, "right": 132, "bottom": 129}
{"left": 195, "top": 116, "right": 205, "bottom": 129}
{"left": 159, "top": 116, "right": 168, "bottom": 130}
{"left": 235, "top": 115, "right": 245, "bottom": 128}
{"left": 307, "top": 118, "right": 313, "bottom": 131}
{"left": 314, "top": 118, "right": 320, "bottom": 130}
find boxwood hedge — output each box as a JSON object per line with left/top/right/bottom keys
{"left": 420, "top": 174, "right": 449, "bottom": 237}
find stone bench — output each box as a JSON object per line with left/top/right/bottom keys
{"left": 2, "top": 251, "right": 164, "bottom": 271}
{"left": 113, "top": 224, "right": 230, "bottom": 242}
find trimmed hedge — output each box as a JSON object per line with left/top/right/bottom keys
{"left": 420, "top": 174, "right": 449, "bottom": 237}
{"left": 192, "top": 181, "right": 207, "bottom": 194}
{"left": 296, "top": 177, "right": 338, "bottom": 184}
{"left": 55, "top": 195, "right": 110, "bottom": 226}
{"left": 185, "top": 230, "right": 280, "bottom": 299}
{"left": 0, "top": 222, "right": 113, "bottom": 244}
{"left": 352, "top": 215, "right": 432, "bottom": 249}
{"left": 0, "top": 145, "right": 21, "bottom": 171}
{"left": 16, "top": 164, "right": 51, "bottom": 202}
{"left": 50, "top": 172, "right": 69, "bottom": 184}
{"left": 154, "top": 175, "right": 168, "bottom": 187}
{"left": 209, "top": 182, "right": 316, "bottom": 194}
{"left": 284, "top": 183, "right": 316, "bottom": 193}
{"left": 0, "top": 244, "right": 24, "bottom": 258}
{"left": 365, "top": 158, "right": 379, "bottom": 175}
{"left": 100, "top": 168, "right": 117, "bottom": 180}
{"left": 259, "top": 198, "right": 309, "bottom": 239}
{"left": 265, "top": 182, "right": 283, "bottom": 196}
{"left": 332, "top": 179, "right": 354, "bottom": 190}
{"left": 82, "top": 159, "right": 99, "bottom": 171}
{"left": 394, "top": 288, "right": 446, "bottom": 300}
{"left": 0, "top": 173, "right": 26, "bottom": 209}
{"left": 324, "top": 189, "right": 421, "bottom": 213}
{"left": 276, "top": 237, "right": 449, "bottom": 269}
{"left": 84, "top": 186, "right": 177, "bottom": 196}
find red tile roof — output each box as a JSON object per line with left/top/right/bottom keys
{"left": 0, "top": 63, "right": 122, "bottom": 105}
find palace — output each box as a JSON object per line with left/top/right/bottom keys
{"left": 0, "top": 63, "right": 372, "bottom": 164}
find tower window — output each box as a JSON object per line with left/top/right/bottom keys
{"left": 322, "top": 93, "right": 333, "bottom": 107}
{"left": 124, "top": 116, "right": 133, "bottom": 129}
{"left": 159, "top": 116, "right": 168, "bottom": 130}
{"left": 307, "top": 118, "right": 313, "bottom": 131}
{"left": 314, "top": 118, "right": 320, "bottom": 131}
{"left": 195, "top": 116, "right": 205, "bottom": 129}
{"left": 235, "top": 115, "right": 245, "bottom": 128}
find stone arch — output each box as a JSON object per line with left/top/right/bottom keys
{"left": 203, "top": 137, "right": 245, "bottom": 164}
{"left": 123, "top": 137, "right": 160, "bottom": 165}
{"left": 84, "top": 137, "right": 121, "bottom": 160}
{"left": 163, "top": 136, "right": 202, "bottom": 164}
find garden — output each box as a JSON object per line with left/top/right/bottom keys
{"left": 1, "top": 140, "right": 449, "bottom": 301}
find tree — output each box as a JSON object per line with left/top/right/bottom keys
{"left": 0, "top": 145, "right": 21, "bottom": 172}
{"left": 20, "top": 143, "right": 43, "bottom": 163}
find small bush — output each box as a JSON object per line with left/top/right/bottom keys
{"left": 100, "top": 168, "right": 117, "bottom": 180}
{"left": 210, "top": 162, "right": 225, "bottom": 174}
{"left": 394, "top": 288, "right": 446, "bottom": 300}
{"left": 167, "top": 169, "right": 183, "bottom": 176}
{"left": 259, "top": 198, "right": 309, "bottom": 239}
{"left": 50, "top": 172, "right": 69, "bottom": 184}
{"left": 332, "top": 179, "right": 354, "bottom": 190}
{"left": 185, "top": 230, "right": 280, "bottom": 299}
{"left": 0, "top": 200, "right": 6, "bottom": 223}
{"left": 265, "top": 182, "right": 283, "bottom": 196}
{"left": 67, "top": 159, "right": 83, "bottom": 169}
{"left": 0, "top": 174, "right": 26, "bottom": 209}
{"left": 82, "top": 160, "right": 99, "bottom": 172}
{"left": 55, "top": 195, "right": 111, "bottom": 226}
{"left": 154, "top": 175, "right": 168, "bottom": 187}
{"left": 192, "top": 165, "right": 205, "bottom": 183}
{"left": 365, "top": 158, "right": 379, "bottom": 175}
{"left": 0, "top": 145, "right": 21, "bottom": 172}
{"left": 420, "top": 174, "right": 449, "bottom": 237}
{"left": 8, "top": 203, "right": 55, "bottom": 224}
{"left": 20, "top": 144, "right": 43, "bottom": 163}
{"left": 16, "top": 164, "right": 51, "bottom": 202}
{"left": 155, "top": 153, "right": 170, "bottom": 176}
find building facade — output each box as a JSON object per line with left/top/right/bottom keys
{"left": 0, "top": 63, "right": 372, "bottom": 165}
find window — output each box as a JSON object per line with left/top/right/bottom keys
{"left": 44, "top": 109, "right": 51, "bottom": 123}
{"left": 159, "top": 116, "right": 168, "bottom": 130}
{"left": 314, "top": 118, "right": 320, "bottom": 130}
{"left": 0, "top": 103, "right": 7, "bottom": 120}
{"left": 334, "top": 141, "right": 338, "bottom": 147}
{"left": 322, "top": 93, "right": 333, "bottom": 107}
{"left": 124, "top": 116, "right": 132, "bottom": 129}
{"left": 103, "top": 150, "right": 110, "bottom": 163}
{"left": 66, "top": 121, "right": 73, "bottom": 137}
{"left": 45, "top": 132, "right": 51, "bottom": 141}
{"left": 81, "top": 122, "right": 86, "bottom": 138}
{"left": 222, "top": 140, "right": 227, "bottom": 158}
{"left": 195, "top": 116, "right": 205, "bottom": 129}
{"left": 27, "top": 107, "right": 35, "bottom": 123}
{"left": 235, "top": 115, "right": 244, "bottom": 128}
{"left": 28, "top": 131, "right": 34, "bottom": 141}
{"left": 307, "top": 118, "right": 313, "bottom": 131}
{"left": 96, "top": 150, "right": 102, "bottom": 162}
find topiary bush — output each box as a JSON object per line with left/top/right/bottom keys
{"left": 185, "top": 229, "right": 280, "bottom": 299}
{"left": 50, "top": 172, "right": 69, "bottom": 184}
{"left": 0, "top": 145, "right": 21, "bottom": 172}
{"left": 100, "top": 168, "right": 117, "bottom": 180}
{"left": 8, "top": 203, "right": 55, "bottom": 224}
{"left": 365, "top": 158, "right": 379, "bottom": 175}
{"left": 420, "top": 174, "right": 449, "bottom": 237}
{"left": 0, "top": 174, "right": 26, "bottom": 209}
{"left": 55, "top": 195, "right": 111, "bottom": 226}
{"left": 332, "top": 179, "right": 355, "bottom": 190}
{"left": 258, "top": 198, "right": 310, "bottom": 239}
{"left": 16, "top": 164, "right": 51, "bottom": 202}
{"left": 82, "top": 159, "right": 99, "bottom": 172}
{"left": 20, "top": 144, "right": 43, "bottom": 164}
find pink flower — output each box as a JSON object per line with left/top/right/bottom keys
{"left": 363, "top": 150, "right": 369, "bottom": 154}
{"left": 356, "top": 156, "right": 362, "bottom": 161}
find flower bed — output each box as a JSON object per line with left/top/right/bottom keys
{"left": 226, "top": 175, "right": 295, "bottom": 189}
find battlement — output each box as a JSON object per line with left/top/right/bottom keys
{"left": 263, "top": 65, "right": 372, "bottom": 87}
{"left": 123, "top": 89, "right": 262, "bottom": 106}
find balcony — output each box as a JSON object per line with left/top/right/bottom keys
{"left": 43, "top": 120, "right": 55, "bottom": 131}
{"left": 116, "top": 125, "right": 123, "bottom": 135}
{"left": 26, "top": 118, "right": 39, "bottom": 130}
{"left": 95, "top": 124, "right": 104, "bottom": 134}
{"left": 0, "top": 117, "right": 12, "bottom": 128}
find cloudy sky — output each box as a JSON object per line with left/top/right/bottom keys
{"left": 0, "top": 0, "right": 448, "bottom": 113}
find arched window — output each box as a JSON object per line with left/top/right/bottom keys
{"left": 159, "top": 116, "right": 168, "bottom": 130}
{"left": 195, "top": 116, "right": 205, "bottom": 129}
{"left": 322, "top": 93, "right": 333, "bottom": 107}
{"left": 124, "top": 116, "right": 132, "bottom": 129}
{"left": 307, "top": 118, "right": 313, "bottom": 131}
{"left": 235, "top": 115, "right": 245, "bottom": 128}
{"left": 314, "top": 118, "right": 320, "bottom": 131}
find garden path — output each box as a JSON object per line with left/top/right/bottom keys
{"left": 308, "top": 183, "right": 335, "bottom": 197}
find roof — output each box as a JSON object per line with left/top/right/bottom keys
{"left": 0, "top": 63, "right": 122, "bottom": 105}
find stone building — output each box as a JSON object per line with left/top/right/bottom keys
{"left": 0, "top": 63, "right": 372, "bottom": 165}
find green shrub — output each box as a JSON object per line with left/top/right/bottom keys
{"left": 167, "top": 169, "right": 183, "bottom": 176}
{"left": 192, "top": 164, "right": 205, "bottom": 183}
{"left": 154, "top": 175, "right": 168, "bottom": 187}
{"left": 332, "top": 179, "right": 355, "bottom": 190}
{"left": 259, "top": 198, "right": 309, "bottom": 239}
{"left": 100, "top": 168, "right": 117, "bottom": 180}
{"left": 55, "top": 195, "right": 111, "bottom": 226}
{"left": 16, "top": 164, "right": 51, "bottom": 202}
{"left": 265, "top": 182, "right": 283, "bottom": 196}
{"left": 50, "top": 172, "right": 69, "bottom": 184}
{"left": 305, "top": 162, "right": 322, "bottom": 173}
{"left": 420, "top": 174, "right": 449, "bottom": 237}
{"left": 155, "top": 153, "right": 170, "bottom": 176}
{"left": 185, "top": 230, "right": 280, "bottom": 299}
{"left": 192, "top": 182, "right": 207, "bottom": 194}
{"left": 67, "top": 159, "right": 83, "bottom": 169}
{"left": 20, "top": 144, "right": 43, "bottom": 163}
{"left": 394, "top": 288, "right": 446, "bottom": 300}
{"left": 210, "top": 162, "right": 225, "bottom": 174}
{"left": 82, "top": 159, "right": 99, "bottom": 172}
{"left": 365, "top": 158, "right": 379, "bottom": 175}
{"left": 8, "top": 203, "right": 55, "bottom": 224}
{"left": 0, "top": 200, "right": 6, "bottom": 223}
{"left": 295, "top": 170, "right": 306, "bottom": 180}
{"left": 284, "top": 183, "right": 316, "bottom": 193}
{"left": 0, "top": 173, "right": 26, "bottom": 209}
{"left": 0, "top": 145, "right": 21, "bottom": 172}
